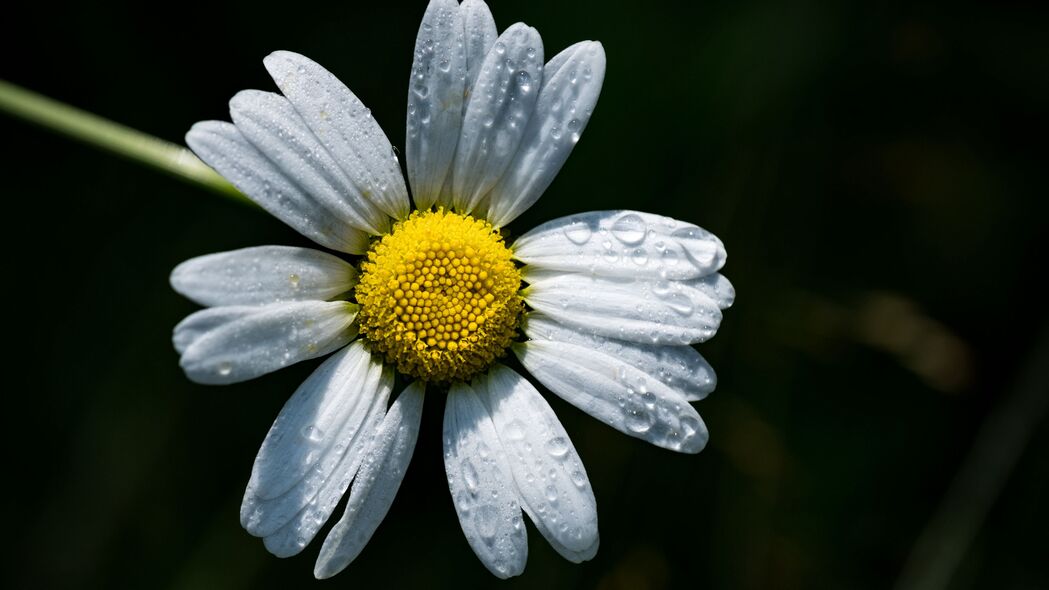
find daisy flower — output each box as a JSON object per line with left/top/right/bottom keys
{"left": 170, "top": 0, "right": 732, "bottom": 579}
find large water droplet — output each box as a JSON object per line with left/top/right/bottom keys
{"left": 662, "top": 292, "right": 695, "bottom": 316}
{"left": 515, "top": 70, "right": 533, "bottom": 93}
{"left": 475, "top": 505, "right": 498, "bottom": 540}
{"left": 503, "top": 419, "right": 527, "bottom": 440}
{"left": 611, "top": 213, "right": 647, "bottom": 245}
{"left": 624, "top": 399, "right": 655, "bottom": 434}
{"left": 545, "top": 436, "right": 570, "bottom": 457}
{"left": 562, "top": 221, "right": 592, "bottom": 245}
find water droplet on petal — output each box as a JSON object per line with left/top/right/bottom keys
{"left": 545, "top": 436, "right": 570, "bottom": 457}
{"left": 562, "top": 221, "right": 592, "bottom": 245}
{"left": 611, "top": 213, "right": 647, "bottom": 245}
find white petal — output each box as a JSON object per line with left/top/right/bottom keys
{"left": 186, "top": 121, "right": 370, "bottom": 254}
{"left": 481, "top": 366, "right": 599, "bottom": 563}
{"left": 461, "top": 0, "right": 498, "bottom": 91}
{"left": 686, "top": 273, "right": 735, "bottom": 310}
{"left": 172, "top": 306, "right": 256, "bottom": 355}
{"left": 523, "top": 313, "right": 716, "bottom": 401}
{"left": 170, "top": 246, "right": 357, "bottom": 307}
{"left": 522, "top": 272, "right": 722, "bottom": 345}
{"left": 229, "top": 90, "right": 390, "bottom": 235}
{"left": 176, "top": 301, "right": 358, "bottom": 384}
{"left": 442, "top": 383, "right": 528, "bottom": 579}
{"left": 313, "top": 382, "right": 426, "bottom": 578}
{"left": 485, "top": 41, "right": 606, "bottom": 227}
{"left": 513, "top": 210, "right": 728, "bottom": 280}
{"left": 240, "top": 343, "right": 390, "bottom": 548}
{"left": 263, "top": 51, "right": 410, "bottom": 220}
{"left": 406, "top": 0, "right": 466, "bottom": 210}
{"left": 452, "top": 23, "right": 544, "bottom": 214}
{"left": 515, "top": 340, "right": 709, "bottom": 454}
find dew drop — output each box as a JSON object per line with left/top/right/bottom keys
{"left": 475, "top": 505, "right": 498, "bottom": 540}
{"left": 611, "top": 213, "right": 647, "bottom": 245}
{"left": 570, "top": 469, "right": 588, "bottom": 489}
{"left": 515, "top": 70, "right": 533, "bottom": 93}
{"left": 217, "top": 362, "right": 233, "bottom": 376}
{"left": 631, "top": 247, "right": 648, "bottom": 265}
{"left": 624, "top": 400, "right": 655, "bottom": 434}
{"left": 545, "top": 436, "right": 570, "bottom": 457}
{"left": 503, "top": 419, "right": 527, "bottom": 440}
{"left": 562, "top": 221, "right": 592, "bottom": 245}
{"left": 662, "top": 292, "right": 695, "bottom": 316}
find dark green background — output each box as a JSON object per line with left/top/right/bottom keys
{"left": 3, "top": 1, "right": 1047, "bottom": 588}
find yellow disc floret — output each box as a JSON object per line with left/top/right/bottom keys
{"left": 355, "top": 209, "right": 523, "bottom": 382}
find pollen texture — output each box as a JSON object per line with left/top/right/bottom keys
{"left": 356, "top": 209, "right": 523, "bottom": 382}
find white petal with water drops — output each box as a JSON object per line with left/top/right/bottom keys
{"left": 240, "top": 342, "right": 388, "bottom": 542}
{"left": 685, "top": 273, "right": 735, "bottom": 310}
{"left": 309, "top": 382, "right": 425, "bottom": 575}
{"left": 523, "top": 313, "right": 716, "bottom": 401}
{"left": 170, "top": 246, "right": 357, "bottom": 308}
{"left": 461, "top": 0, "right": 498, "bottom": 90}
{"left": 259, "top": 366, "right": 394, "bottom": 556}
{"left": 176, "top": 301, "right": 358, "bottom": 385}
{"left": 186, "top": 121, "right": 370, "bottom": 254}
{"left": 173, "top": 306, "right": 256, "bottom": 355}
{"left": 314, "top": 382, "right": 425, "bottom": 578}
{"left": 229, "top": 90, "right": 390, "bottom": 236}
{"left": 515, "top": 340, "right": 709, "bottom": 453}
{"left": 481, "top": 366, "right": 598, "bottom": 563}
{"left": 442, "top": 382, "right": 529, "bottom": 579}
{"left": 522, "top": 272, "right": 722, "bottom": 345}
{"left": 485, "top": 41, "right": 606, "bottom": 227}
{"left": 406, "top": 0, "right": 466, "bottom": 210}
{"left": 513, "top": 210, "right": 728, "bottom": 280}
{"left": 452, "top": 23, "right": 543, "bottom": 214}
{"left": 264, "top": 51, "right": 410, "bottom": 220}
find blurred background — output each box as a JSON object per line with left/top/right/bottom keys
{"left": 2, "top": 1, "right": 1047, "bottom": 588}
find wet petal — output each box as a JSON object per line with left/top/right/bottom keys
{"left": 186, "top": 121, "right": 370, "bottom": 254}
{"left": 240, "top": 343, "right": 390, "bottom": 549}
{"left": 513, "top": 210, "right": 728, "bottom": 280}
{"left": 170, "top": 246, "right": 357, "bottom": 307}
{"left": 485, "top": 41, "right": 606, "bottom": 227}
{"left": 481, "top": 366, "right": 599, "bottom": 563}
{"left": 314, "top": 382, "right": 426, "bottom": 578}
{"left": 442, "top": 382, "right": 528, "bottom": 579}
{"left": 515, "top": 340, "right": 709, "bottom": 453}
{"left": 175, "top": 301, "right": 358, "bottom": 384}
{"left": 452, "top": 23, "right": 544, "bottom": 214}
{"left": 523, "top": 312, "right": 716, "bottom": 401}
{"left": 521, "top": 272, "right": 722, "bottom": 345}
{"left": 230, "top": 90, "right": 390, "bottom": 235}
{"left": 264, "top": 51, "right": 410, "bottom": 220}
{"left": 406, "top": 0, "right": 466, "bottom": 210}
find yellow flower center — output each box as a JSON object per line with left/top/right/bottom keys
{"left": 355, "top": 209, "right": 523, "bottom": 382}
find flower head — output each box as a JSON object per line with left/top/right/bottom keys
{"left": 171, "top": 0, "right": 732, "bottom": 579}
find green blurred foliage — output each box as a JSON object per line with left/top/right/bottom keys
{"left": 2, "top": 1, "right": 1047, "bottom": 589}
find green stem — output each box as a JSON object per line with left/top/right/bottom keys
{"left": 0, "top": 79, "right": 250, "bottom": 204}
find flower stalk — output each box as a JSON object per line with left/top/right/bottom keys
{"left": 0, "top": 79, "right": 248, "bottom": 204}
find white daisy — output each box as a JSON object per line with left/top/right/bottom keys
{"left": 171, "top": 0, "right": 732, "bottom": 579}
